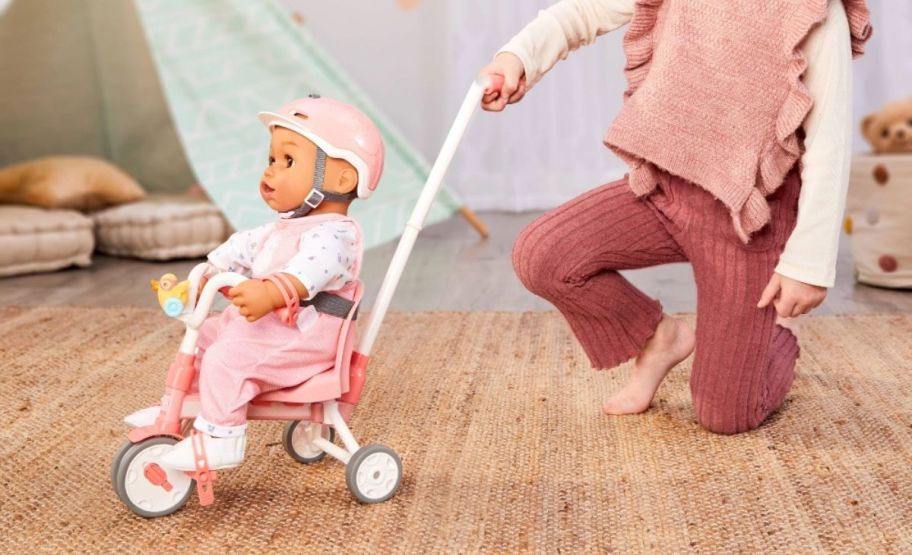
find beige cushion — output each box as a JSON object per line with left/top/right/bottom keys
{"left": 0, "top": 206, "right": 94, "bottom": 277}
{"left": 93, "top": 197, "right": 230, "bottom": 260}
{"left": 0, "top": 156, "right": 146, "bottom": 211}
{"left": 846, "top": 153, "right": 912, "bottom": 288}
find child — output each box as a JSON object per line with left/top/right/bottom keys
{"left": 479, "top": 0, "right": 871, "bottom": 433}
{"left": 126, "top": 95, "right": 384, "bottom": 470}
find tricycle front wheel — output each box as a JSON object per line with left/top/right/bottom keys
{"left": 112, "top": 437, "right": 194, "bottom": 518}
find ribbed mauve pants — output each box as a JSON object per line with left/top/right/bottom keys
{"left": 513, "top": 167, "right": 802, "bottom": 434}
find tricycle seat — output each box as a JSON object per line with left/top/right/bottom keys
{"left": 254, "top": 280, "right": 362, "bottom": 405}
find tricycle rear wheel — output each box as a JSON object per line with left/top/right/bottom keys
{"left": 282, "top": 421, "right": 335, "bottom": 464}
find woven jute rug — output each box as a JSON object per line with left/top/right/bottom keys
{"left": 1, "top": 307, "right": 911, "bottom": 553}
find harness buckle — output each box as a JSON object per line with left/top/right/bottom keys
{"left": 304, "top": 189, "right": 325, "bottom": 209}
{"left": 300, "top": 292, "right": 358, "bottom": 319}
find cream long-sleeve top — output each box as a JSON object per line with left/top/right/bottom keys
{"left": 499, "top": 0, "right": 853, "bottom": 288}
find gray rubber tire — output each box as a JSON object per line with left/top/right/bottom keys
{"left": 282, "top": 421, "right": 335, "bottom": 464}
{"left": 345, "top": 444, "right": 402, "bottom": 504}
{"left": 111, "top": 440, "right": 134, "bottom": 502}
{"left": 113, "top": 436, "right": 194, "bottom": 518}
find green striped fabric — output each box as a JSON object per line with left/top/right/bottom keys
{"left": 134, "top": 0, "right": 462, "bottom": 249}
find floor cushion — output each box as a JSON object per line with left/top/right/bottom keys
{"left": 0, "top": 157, "right": 145, "bottom": 211}
{"left": 0, "top": 205, "right": 94, "bottom": 277}
{"left": 92, "top": 196, "right": 230, "bottom": 260}
{"left": 845, "top": 153, "right": 912, "bottom": 288}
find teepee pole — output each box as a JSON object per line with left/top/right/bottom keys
{"left": 458, "top": 205, "right": 490, "bottom": 238}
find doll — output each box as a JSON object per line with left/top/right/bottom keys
{"left": 125, "top": 95, "right": 384, "bottom": 470}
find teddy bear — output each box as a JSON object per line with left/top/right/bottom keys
{"left": 861, "top": 97, "right": 912, "bottom": 154}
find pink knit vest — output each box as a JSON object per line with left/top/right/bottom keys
{"left": 603, "top": 0, "right": 872, "bottom": 241}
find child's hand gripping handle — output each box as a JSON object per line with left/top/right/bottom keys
{"left": 483, "top": 74, "right": 506, "bottom": 95}
{"left": 479, "top": 52, "right": 527, "bottom": 112}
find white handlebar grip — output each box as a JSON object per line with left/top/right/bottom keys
{"left": 186, "top": 262, "right": 214, "bottom": 314}
{"left": 188, "top": 272, "right": 247, "bottom": 329}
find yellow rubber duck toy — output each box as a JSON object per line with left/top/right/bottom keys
{"left": 150, "top": 273, "right": 190, "bottom": 317}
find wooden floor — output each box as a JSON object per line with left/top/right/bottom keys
{"left": 1, "top": 212, "right": 909, "bottom": 314}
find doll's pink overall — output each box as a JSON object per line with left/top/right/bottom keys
{"left": 194, "top": 213, "right": 363, "bottom": 433}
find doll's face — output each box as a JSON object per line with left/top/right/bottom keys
{"left": 260, "top": 126, "right": 359, "bottom": 213}
{"left": 260, "top": 127, "right": 320, "bottom": 212}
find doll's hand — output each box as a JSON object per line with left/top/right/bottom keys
{"left": 757, "top": 272, "right": 827, "bottom": 318}
{"left": 228, "top": 280, "right": 279, "bottom": 322}
{"left": 480, "top": 52, "right": 527, "bottom": 112}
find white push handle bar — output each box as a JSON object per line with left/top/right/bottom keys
{"left": 355, "top": 77, "right": 491, "bottom": 357}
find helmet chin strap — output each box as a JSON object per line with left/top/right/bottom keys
{"left": 289, "top": 147, "right": 358, "bottom": 218}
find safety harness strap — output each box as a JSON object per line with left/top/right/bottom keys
{"left": 290, "top": 147, "right": 358, "bottom": 219}
{"left": 191, "top": 430, "right": 217, "bottom": 506}
{"left": 300, "top": 292, "right": 358, "bottom": 320}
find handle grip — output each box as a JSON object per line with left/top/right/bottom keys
{"left": 187, "top": 272, "right": 248, "bottom": 329}
{"left": 186, "top": 262, "right": 214, "bottom": 314}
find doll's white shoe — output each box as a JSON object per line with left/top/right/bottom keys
{"left": 123, "top": 406, "right": 160, "bottom": 428}
{"left": 159, "top": 432, "right": 246, "bottom": 472}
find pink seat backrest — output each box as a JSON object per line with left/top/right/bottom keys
{"left": 335, "top": 280, "right": 363, "bottom": 395}
{"left": 253, "top": 280, "right": 364, "bottom": 405}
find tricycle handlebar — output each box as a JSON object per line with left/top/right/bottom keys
{"left": 184, "top": 263, "right": 247, "bottom": 329}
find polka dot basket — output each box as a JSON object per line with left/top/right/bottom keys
{"left": 845, "top": 153, "right": 912, "bottom": 288}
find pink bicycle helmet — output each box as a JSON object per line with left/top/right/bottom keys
{"left": 259, "top": 95, "right": 385, "bottom": 214}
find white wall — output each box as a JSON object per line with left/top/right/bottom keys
{"left": 276, "top": 1, "right": 451, "bottom": 158}
{"left": 853, "top": 0, "right": 912, "bottom": 142}
{"left": 281, "top": 0, "right": 910, "bottom": 211}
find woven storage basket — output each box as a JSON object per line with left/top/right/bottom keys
{"left": 845, "top": 153, "right": 912, "bottom": 288}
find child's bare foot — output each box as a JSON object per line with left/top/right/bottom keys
{"left": 602, "top": 315, "right": 695, "bottom": 415}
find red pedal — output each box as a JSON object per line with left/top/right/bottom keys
{"left": 143, "top": 463, "right": 173, "bottom": 492}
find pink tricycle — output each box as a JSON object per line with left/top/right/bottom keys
{"left": 111, "top": 77, "right": 494, "bottom": 517}
{"left": 111, "top": 261, "right": 399, "bottom": 516}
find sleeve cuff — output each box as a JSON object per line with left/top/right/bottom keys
{"left": 774, "top": 259, "right": 835, "bottom": 288}
{"left": 280, "top": 266, "right": 320, "bottom": 301}
{"left": 495, "top": 9, "right": 567, "bottom": 90}
{"left": 495, "top": 45, "right": 540, "bottom": 89}
{"left": 206, "top": 249, "right": 234, "bottom": 273}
